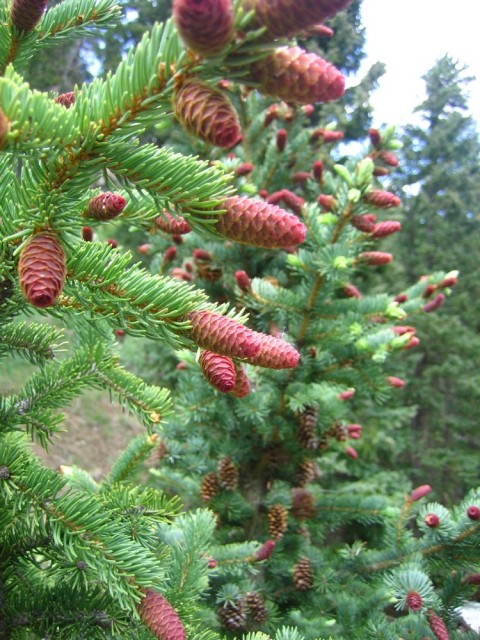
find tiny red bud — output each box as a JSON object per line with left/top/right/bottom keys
{"left": 266, "top": 190, "right": 285, "bottom": 205}
{"left": 137, "top": 243, "right": 151, "bottom": 254}
{"left": 408, "top": 484, "right": 431, "bottom": 502}
{"left": 106, "top": 238, "right": 118, "bottom": 248}
{"left": 208, "top": 559, "right": 217, "bottom": 569}
{"left": 338, "top": 389, "right": 355, "bottom": 401}
{"left": 235, "top": 162, "right": 254, "bottom": 176}
{"left": 392, "top": 325, "right": 416, "bottom": 336}
{"left": 467, "top": 506, "right": 480, "bottom": 521}
{"left": 259, "top": 189, "right": 268, "bottom": 199}
{"left": 351, "top": 214, "right": 377, "bottom": 233}
{"left": 387, "top": 376, "right": 405, "bottom": 388}
{"left": 422, "top": 284, "right": 437, "bottom": 298}
{"left": 359, "top": 251, "right": 393, "bottom": 266}
{"left": 424, "top": 513, "right": 440, "bottom": 528}
{"left": 439, "top": 276, "right": 457, "bottom": 288}
{"left": 345, "top": 446, "right": 358, "bottom": 460}
{"left": 317, "top": 194, "right": 336, "bottom": 211}
{"left": 114, "top": 328, "right": 125, "bottom": 338}
{"left": 82, "top": 226, "right": 94, "bottom": 242}
{"left": 171, "top": 268, "right": 193, "bottom": 281}
{"left": 394, "top": 293, "right": 408, "bottom": 303}
{"left": 163, "top": 246, "right": 177, "bottom": 263}
{"left": 264, "top": 104, "right": 280, "bottom": 127}
{"left": 281, "top": 189, "right": 305, "bottom": 214}
{"left": 405, "top": 336, "right": 420, "bottom": 349}
{"left": 368, "top": 128, "right": 381, "bottom": 147}
{"left": 309, "top": 24, "right": 334, "bottom": 38}
{"left": 347, "top": 423, "right": 362, "bottom": 435}
{"left": 302, "top": 104, "right": 315, "bottom": 117}
{"left": 277, "top": 129, "right": 288, "bottom": 152}
{"left": 379, "top": 150, "right": 399, "bottom": 167}
{"left": 193, "top": 248, "right": 211, "bottom": 262}
{"left": 172, "top": 234, "right": 184, "bottom": 244}
{"left": 343, "top": 283, "right": 362, "bottom": 298}
{"left": 176, "top": 361, "right": 187, "bottom": 370}
{"left": 373, "top": 166, "right": 390, "bottom": 177}
{"left": 422, "top": 293, "right": 445, "bottom": 313}
{"left": 184, "top": 261, "right": 193, "bottom": 273}
{"left": 292, "top": 171, "right": 311, "bottom": 183}
{"left": 371, "top": 220, "right": 401, "bottom": 238}
{"left": 312, "top": 160, "right": 324, "bottom": 181}
{"left": 235, "top": 270, "right": 252, "bottom": 292}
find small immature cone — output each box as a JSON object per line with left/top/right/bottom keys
{"left": 200, "top": 472, "right": 219, "bottom": 501}
{"left": 359, "top": 251, "right": 393, "bottom": 266}
{"left": 216, "top": 196, "right": 307, "bottom": 249}
{"left": 276, "top": 128, "right": 288, "bottom": 152}
{"left": 173, "top": 0, "right": 234, "bottom": 57}
{"left": 408, "top": 484, "right": 431, "bottom": 502}
{"left": 317, "top": 194, "right": 336, "bottom": 211}
{"left": 379, "top": 150, "right": 399, "bottom": 167}
{"left": 242, "top": 0, "right": 353, "bottom": 39}
{"left": 193, "top": 248, "right": 211, "bottom": 262}
{"left": 351, "top": 213, "right": 377, "bottom": 233}
{"left": 18, "top": 232, "right": 66, "bottom": 308}
{"left": 235, "top": 270, "right": 252, "bottom": 293}
{"left": 217, "top": 599, "right": 246, "bottom": 631}
{"left": 138, "top": 590, "right": 186, "bottom": 640}
{"left": 293, "top": 557, "right": 313, "bottom": 591}
{"left": 82, "top": 226, "right": 94, "bottom": 242}
{"left": 11, "top": 0, "right": 48, "bottom": 31}
{"left": 235, "top": 162, "right": 254, "bottom": 176}
{"left": 85, "top": 192, "right": 126, "bottom": 221}
{"left": 266, "top": 190, "right": 285, "bottom": 205}
{"left": 54, "top": 91, "right": 76, "bottom": 108}
{"left": 187, "top": 310, "right": 261, "bottom": 359}
{"left": 156, "top": 211, "right": 192, "bottom": 235}
{"left": 245, "top": 333, "right": 300, "bottom": 369}
{"left": 229, "top": 362, "right": 250, "bottom": 398}
{"left": 255, "top": 539, "right": 276, "bottom": 561}
{"left": 422, "top": 284, "right": 437, "bottom": 298}
{"left": 368, "top": 128, "right": 381, "bottom": 147}
{"left": 422, "top": 293, "right": 445, "bottom": 313}
{"left": 338, "top": 388, "right": 355, "bottom": 400}
{"left": 345, "top": 445, "right": 358, "bottom": 459}
{"left": 281, "top": 190, "right": 305, "bottom": 215}
{"left": 343, "top": 283, "right": 362, "bottom": 298}
{"left": 249, "top": 46, "right": 345, "bottom": 105}
{"left": 424, "top": 513, "right": 440, "bottom": 528}
{"left": 427, "top": 609, "right": 450, "bottom": 640}
{"left": 406, "top": 591, "right": 423, "bottom": 612}
{"left": 371, "top": 220, "right": 401, "bottom": 238}
{"left": 199, "top": 350, "right": 237, "bottom": 393}
{"left": 174, "top": 80, "right": 242, "bottom": 148}
{"left": 311, "top": 128, "right": 344, "bottom": 143}
{"left": 363, "top": 189, "right": 401, "bottom": 208}
{"left": 387, "top": 376, "right": 405, "bottom": 388}
{"left": 313, "top": 160, "right": 324, "bottom": 181}
{"left": 467, "top": 506, "right": 480, "bottom": 520}
{"left": 218, "top": 456, "right": 238, "bottom": 490}
{"left": 268, "top": 503, "right": 288, "bottom": 540}
{"left": 163, "top": 246, "right": 177, "bottom": 263}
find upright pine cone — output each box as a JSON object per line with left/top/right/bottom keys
{"left": 242, "top": 0, "right": 353, "bottom": 39}
{"left": 85, "top": 192, "right": 126, "bottom": 221}
{"left": 297, "top": 406, "right": 319, "bottom": 450}
{"left": 173, "top": 0, "right": 234, "bottom": 57}
{"left": 11, "top": 0, "right": 47, "bottom": 31}
{"left": 200, "top": 472, "right": 219, "bottom": 501}
{"left": 18, "top": 231, "right": 66, "bottom": 308}
{"left": 174, "top": 80, "right": 242, "bottom": 148}
{"left": 245, "top": 592, "right": 268, "bottom": 624}
{"left": 249, "top": 46, "right": 345, "bottom": 105}
{"left": 293, "top": 557, "right": 313, "bottom": 591}
{"left": 267, "top": 503, "right": 288, "bottom": 540}
{"left": 199, "top": 350, "right": 236, "bottom": 393}
{"left": 427, "top": 609, "right": 450, "bottom": 640}
{"left": 245, "top": 333, "right": 300, "bottom": 369}
{"left": 295, "top": 459, "right": 317, "bottom": 486}
{"left": 218, "top": 456, "right": 238, "bottom": 490}
{"left": 217, "top": 599, "right": 246, "bottom": 631}
{"left": 229, "top": 363, "right": 250, "bottom": 398}
{"left": 405, "top": 591, "right": 423, "bottom": 612}
{"left": 156, "top": 211, "right": 192, "bottom": 235}
{"left": 138, "top": 590, "right": 186, "bottom": 640}
{"left": 187, "top": 310, "right": 261, "bottom": 359}
{"left": 215, "top": 196, "right": 307, "bottom": 249}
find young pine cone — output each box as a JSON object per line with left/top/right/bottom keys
{"left": 217, "top": 599, "right": 246, "bottom": 631}
{"left": 199, "top": 350, "right": 237, "bottom": 393}
{"left": 297, "top": 406, "right": 319, "bottom": 450}
{"left": 426, "top": 609, "right": 450, "bottom": 640}
{"left": 229, "top": 362, "right": 250, "bottom": 398}
{"left": 156, "top": 211, "right": 192, "bottom": 235}
{"left": 217, "top": 456, "right": 238, "bottom": 490}
{"left": 173, "top": 0, "right": 234, "bottom": 57}
{"left": 245, "top": 592, "right": 268, "bottom": 624}
{"left": 18, "top": 231, "right": 66, "bottom": 308}
{"left": 245, "top": 333, "right": 300, "bottom": 369}
{"left": 200, "top": 472, "right": 219, "bottom": 502}
{"left": 295, "top": 459, "right": 317, "bottom": 486}
{"left": 293, "top": 557, "right": 314, "bottom": 591}
{"left": 138, "top": 590, "right": 186, "bottom": 640}
{"left": 85, "top": 192, "right": 126, "bottom": 221}
{"left": 11, "top": 0, "right": 47, "bottom": 31}
{"left": 187, "top": 310, "right": 261, "bottom": 360}
{"left": 267, "top": 503, "right": 288, "bottom": 540}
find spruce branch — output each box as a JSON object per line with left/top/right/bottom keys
{"left": 0, "top": 320, "right": 63, "bottom": 364}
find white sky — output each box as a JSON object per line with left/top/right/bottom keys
{"left": 357, "top": 0, "right": 480, "bottom": 128}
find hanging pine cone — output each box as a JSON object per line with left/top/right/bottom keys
{"left": 242, "top": 0, "right": 353, "bottom": 39}
{"left": 200, "top": 472, "right": 219, "bottom": 501}
{"left": 362, "top": 189, "right": 401, "bottom": 208}
{"left": 267, "top": 503, "right": 288, "bottom": 540}
{"left": 138, "top": 590, "right": 186, "bottom": 640}
{"left": 217, "top": 456, "right": 238, "bottom": 490}
{"left": 293, "top": 557, "right": 313, "bottom": 591}
{"left": 291, "top": 488, "right": 316, "bottom": 520}
{"left": 245, "top": 333, "right": 300, "bottom": 369}
{"left": 295, "top": 459, "right": 317, "bottom": 486}
{"left": 174, "top": 80, "right": 242, "bottom": 148}
{"left": 85, "top": 192, "right": 127, "bottom": 221}
{"left": 215, "top": 196, "right": 306, "bottom": 249}
{"left": 173, "top": 0, "right": 234, "bottom": 57}
{"left": 199, "top": 350, "right": 236, "bottom": 393}
{"left": 426, "top": 609, "right": 450, "bottom": 640}
{"left": 217, "top": 599, "right": 247, "bottom": 631}
{"left": 156, "top": 211, "right": 192, "bottom": 235}
{"left": 249, "top": 46, "right": 345, "bottom": 105}
{"left": 229, "top": 362, "right": 250, "bottom": 398}
{"left": 187, "top": 310, "right": 261, "bottom": 360}
{"left": 245, "top": 592, "right": 268, "bottom": 624}
{"left": 297, "top": 406, "right": 319, "bottom": 450}
{"left": 11, "top": 0, "right": 47, "bottom": 31}
{"left": 18, "top": 231, "right": 66, "bottom": 308}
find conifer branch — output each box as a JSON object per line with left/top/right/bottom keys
{"left": 0, "top": 320, "right": 62, "bottom": 364}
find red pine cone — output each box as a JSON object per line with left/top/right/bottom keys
{"left": 276, "top": 128, "right": 288, "bottom": 151}
{"left": 351, "top": 213, "right": 377, "bottom": 233}
{"left": 82, "top": 226, "right": 94, "bottom": 242}
{"left": 292, "top": 172, "right": 311, "bottom": 183}
{"left": 229, "top": 362, "right": 250, "bottom": 398}
{"left": 235, "top": 270, "right": 252, "bottom": 293}
{"left": 343, "top": 283, "right": 362, "bottom": 298}
{"left": 379, "top": 150, "right": 399, "bottom": 167}
{"left": 173, "top": 0, "right": 234, "bottom": 57}
{"left": 188, "top": 310, "right": 261, "bottom": 359}
{"left": 358, "top": 251, "right": 393, "bottom": 266}
{"left": 245, "top": 333, "right": 300, "bottom": 369}
{"left": 215, "top": 196, "right": 306, "bottom": 249}
{"left": 317, "top": 194, "right": 336, "bottom": 211}
{"left": 255, "top": 539, "right": 276, "bottom": 561}
{"left": 281, "top": 190, "right": 305, "bottom": 215}
{"left": 156, "top": 211, "right": 192, "bottom": 235}
{"left": 86, "top": 192, "right": 126, "bottom": 221}
{"left": 427, "top": 609, "right": 450, "bottom": 640}
{"left": 242, "top": 0, "right": 353, "bottom": 39}
{"left": 249, "top": 46, "right": 345, "bottom": 105}
{"left": 467, "top": 506, "right": 480, "bottom": 520}
{"left": 387, "top": 376, "right": 405, "bottom": 388}
{"left": 54, "top": 91, "right": 76, "bottom": 108}
{"left": 311, "top": 128, "right": 344, "bottom": 143}
{"left": 174, "top": 80, "right": 242, "bottom": 148}
{"left": 409, "top": 484, "right": 431, "bottom": 502}
{"left": 18, "top": 231, "right": 66, "bottom": 308}
{"left": 11, "top": 0, "right": 47, "bottom": 31}
{"left": 424, "top": 513, "right": 440, "bottom": 528}
{"left": 199, "top": 350, "right": 236, "bottom": 393}
{"left": 235, "top": 162, "right": 254, "bottom": 176}
{"left": 313, "top": 160, "right": 324, "bottom": 181}
{"left": 422, "top": 293, "right": 445, "bottom": 313}
{"left": 363, "top": 189, "right": 401, "bottom": 208}
{"left": 371, "top": 220, "right": 401, "bottom": 238}
{"left": 138, "top": 590, "right": 186, "bottom": 640}
{"left": 368, "top": 128, "right": 381, "bottom": 147}
{"left": 406, "top": 591, "right": 423, "bottom": 612}
{"left": 345, "top": 445, "right": 358, "bottom": 459}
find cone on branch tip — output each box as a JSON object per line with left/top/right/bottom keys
{"left": 199, "top": 350, "right": 236, "bottom": 393}
{"left": 187, "top": 310, "right": 261, "bottom": 359}
{"left": 427, "top": 609, "right": 450, "bottom": 640}
{"left": 467, "top": 506, "right": 480, "bottom": 520}
{"left": 424, "top": 513, "right": 440, "bottom": 528}
{"left": 235, "top": 270, "right": 252, "bottom": 293}
{"left": 156, "top": 211, "right": 192, "bottom": 235}
{"left": 409, "top": 484, "right": 431, "bottom": 502}
{"left": 82, "top": 226, "right": 94, "bottom": 242}
{"left": 138, "top": 590, "right": 186, "bottom": 640}
{"left": 54, "top": 91, "right": 76, "bottom": 108}
{"left": 255, "top": 539, "right": 276, "bottom": 561}
{"left": 18, "top": 231, "right": 66, "bottom": 308}
{"left": 242, "top": 0, "right": 353, "bottom": 39}
{"left": 363, "top": 189, "right": 401, "bottom": 208}
{"left": 358, "top": 251, "right": 393, "bottom": 266}
{"left": 268, "top": 503, "right": 288, "bottom": 540}
{"left": 371, "top": 220, "right": 401, "bottom": 238}
{"left": 85, "top": 192, "right": 126, "bottom": 221}
{"left": 293, "top": 557, "right": 313, "bottom": 590}
{"left": 249, "top": 46, "right": 345, "bottom": 105}
{"left": 174, "top": 80, "right": 242, "bottom": 148}
{"left": 422, "top": 293, "right": 445, "bottom": 313}
{"left": 387, "top": 376, "right": 405, "bottom": 388}
{"left": 351, "top": 213, "right": 377, "bottom": 233}
{"left": 343, "top": 283, "right": 362, "bottom": 298}
{"left": 215, "top": 196, "right": 307, "bottom": 249}
{"left": 11, "top": 0, "right": 48, "bottom": 31}
{"left": 173, "top": 0, "right": 234, "bottom": 57}
{"left": 200, "top": 472, "right": 219, "bottom": 501}
{"left": 406, "top": 591, "right": 423, "bottom": 612}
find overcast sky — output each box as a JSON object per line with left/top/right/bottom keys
{"left": 357, "top": 0, "right": 480, "bottom": 128}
